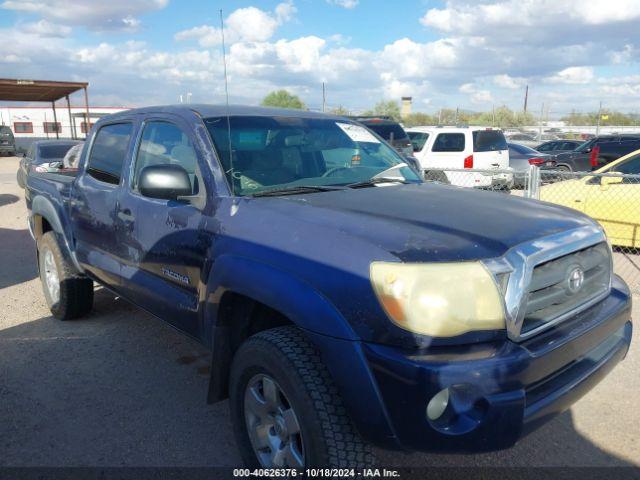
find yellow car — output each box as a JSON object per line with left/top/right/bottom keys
{"left": 540, "top": 149, "right": 640, "bottom": 248}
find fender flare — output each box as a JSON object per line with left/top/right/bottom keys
{"left": 203, "top": 254, "right": 399, "bottom": 447}
{"left": 31, "top": 195, "right": 82, "bottom": 272}
{"left": 204, "top": 254, "right": 358, "bottom": 340}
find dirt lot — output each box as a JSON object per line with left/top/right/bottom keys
{"left": 0, "top": 155, "right": 638, "bottom": 468}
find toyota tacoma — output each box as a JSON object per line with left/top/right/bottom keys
{"left": 25, "top": 105, "right": 633, "bottom": 468}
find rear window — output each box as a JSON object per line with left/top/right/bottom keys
{"left": 432, "top": 133, "right": 465, "bottom": 152}
{"left": 407, "top": 131, "right": 429, "bottom": 152}
{"left": 0, "top": 126, "right": 12, "bottom": 135}
{"left": 363, "top": 123, "right": 408, "bottom": 141}
{"left": 38, "top": 144, "right": 76, "bottom": 160}
{"left": 86, "top": 123, "right": 133, "bottom": 185}
{"left": 473, "top": 130, "right": 507, "bottom": 152}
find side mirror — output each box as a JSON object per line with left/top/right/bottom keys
{"left": 582, "top": 147, "right": 592, "bottom": 153}
{"left": 49, "top": 161, "right": 62, "bottom": 169}
{"left": 601, "top": 174, "right": 623, "bottom": 187}
{"left": 139, "top": 164, "right": 192, "bottom": 200}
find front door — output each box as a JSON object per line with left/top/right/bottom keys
{"left": 584, "top": 153, "right": 640, "bottom": 248}
{"left": 117, "top": 118, "right": 209, "bottom": 337}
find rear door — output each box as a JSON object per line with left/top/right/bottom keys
{"left": 70, "top": 121, "right": 135, "bottom": 286}
{"left": 472, "top": 129, "right": 509, "bottom": 169}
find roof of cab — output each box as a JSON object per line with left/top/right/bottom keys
{"left": 104, "top": 104, "right": 348, "bottom": 121}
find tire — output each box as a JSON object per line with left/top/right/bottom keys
{"left": 556, "top": 165, "right": 571, "bottom": 172}
{"left": 424, "top": 170, "right": 450, "bottom": 184}
{"left": 16, "top": 170, "right": 25, "bottom": 189}
{"left": 38, "top": 231, "right": 93, "bottom": 320}
{"left": 230, "top": 326, "right": 375, "bottom": 469}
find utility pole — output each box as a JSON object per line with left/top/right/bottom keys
{"left": 539, "top": 102, "right": 544, "bottom": 140}
{"left": 492, "top": 104, "right": 495, "bottom": 127}
{"left": 438, "top": 108, "right": 442, "bottom": 125}
{"left": 455, "top": 107, "right": 459, "bottom": 125}
{"left": 596, "top": 101, "right": 602, "bottom": 136}
{"left": 523, "top": 85, "right": 529, "bottom": 114}
{"left": 322, "top": 82, "right": 326, "bottom": 113}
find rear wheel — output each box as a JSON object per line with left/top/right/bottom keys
{"left": 38, "top": 231, "right": 93, "bottom": 320}
{"left": 16, "top": 169, "right": 25, "bottom": 188}
{"left": 230, "top": 326, "right": 374, "bottom": 468}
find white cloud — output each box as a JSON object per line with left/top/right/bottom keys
{"left": 1, "top": 0, "right": 168, "bottom": 30}
{"left": 22, "top": 19, "right": 71, "bottom": 38}
{"left": 175, "top": 2, "right": 296, "bottom": 47}
{"left": 421, "top": 0, "right": 640, "bottom": 34}
{"left": 326, "top": 0, "right": 359, "bottom": 9}
{"left": 546, "top": 66, "right": 594, "bottom": 84}
{"left": 493, "top": 74, "right": 525, "bottom": 89}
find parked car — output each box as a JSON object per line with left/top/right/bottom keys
{"left": 353, "top": 117, "right": 413, "bottom": 157}
{"left": 406, "top": 126, "right": 512, "bottom": 189}
{"left": 541, "top": 148, "right": 640, "bottom": 247}
{"left": 505, "top": 133, "right": 538, "bottom": 147}
{"left": 26, "top": 105, "right": 632, "bottom": 468}
{"left": 536, "top": 139, "right": 582, "bottom": 153}
{"left": 0, "top": 125, "right": 16, "bottom": 156}
{"left": 554, "top": 135, "right": 640, "bottom": 172}
{"left": 507, "top": 143, "right": 557, "bottom": 188}
{"left": 17, "top": 140, "right": 81, "bottom": 188}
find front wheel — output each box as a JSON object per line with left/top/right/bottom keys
{"left": 230, "top": 326, "right": 374, "bottom": 469}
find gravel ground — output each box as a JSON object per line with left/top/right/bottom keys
{"left": 0, "top": 156, "right": 638, "bottom": 468}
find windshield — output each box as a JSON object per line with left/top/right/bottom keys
{"left": 407, "top": 131, "right": 429, "bottom": 152}
{"left": 473, "top": 130, "right": 507, "bottom": 152}
{"left": 38, "top": 144, "right": 76, "bottom": 160}
{"left": 575, "top": 139, "right": 595, "bottom": 152}
{"left": 205, "top": 116, "right": 421, "bottom": 196}
{"left": 362, "top": 122, "right": 408, "bottom": 141}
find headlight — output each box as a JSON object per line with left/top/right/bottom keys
{"left": 370, "top": 261, "right": 505, "bottom": 337}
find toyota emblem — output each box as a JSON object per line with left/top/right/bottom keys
{"left": 566, "top": 267, "right": 585, "bottom": 294}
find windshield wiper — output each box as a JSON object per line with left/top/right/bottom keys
{"left": 345, "top": 177, "right": 413, "bottom": 189}
{"left": 251, "top": 185, "right": 346, "bottom": 197}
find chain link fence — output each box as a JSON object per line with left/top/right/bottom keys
{"left": 423, "top": 166, "right": 640, "bottom": 296}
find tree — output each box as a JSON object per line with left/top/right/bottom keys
{"left": 363, "top": 100, "right": 401, "bottom": 121}
{"left": 402, "top": 112, "right": 438, "bottom": 127}
{"left": 329, "top": 105, "right": 350, "bottom": 116}
{"left": 261, "top": 90, "right": 306, "bottom": 110}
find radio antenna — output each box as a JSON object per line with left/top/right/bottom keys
{"left": 220, "top": 9, "right": 235, "bottom": 195}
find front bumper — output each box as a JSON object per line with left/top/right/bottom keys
{"left": 363, "top": 275, "right": 632, "bottom": 452}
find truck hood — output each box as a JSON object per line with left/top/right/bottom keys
{"left": 250, "top": 183, "right": 595, "bottom": 262}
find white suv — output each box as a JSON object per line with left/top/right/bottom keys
{"left": 406, "top": 126, "right": 513, "bottom": 189}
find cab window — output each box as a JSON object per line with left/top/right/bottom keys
{"left": 132, "top": 121, "right": 200, "bottom": 195}
{"left": 86, "top": 123, "right": 133, "bottom": 185}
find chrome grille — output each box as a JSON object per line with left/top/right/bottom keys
{"left": 521, "top": 242, "right": 612, "bottom": 335}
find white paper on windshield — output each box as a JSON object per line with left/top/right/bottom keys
{"left": 336, "top": 122, "right": 381, "bottom": 144}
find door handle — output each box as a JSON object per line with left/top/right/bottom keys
{"left": 117, "top": 209, "right": 134, "bottom": 221}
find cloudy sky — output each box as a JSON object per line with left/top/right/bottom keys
{"left": 1, "top": 0, "right": 639, "bottom": 116}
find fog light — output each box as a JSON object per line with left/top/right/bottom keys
{"left": 426, "top": 388, "right": 450, "bottom": 421}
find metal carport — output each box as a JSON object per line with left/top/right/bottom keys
{"left": 0, "top": 78, "right": 90, "bottom": 139}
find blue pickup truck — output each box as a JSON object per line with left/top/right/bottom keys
{"left": 26, "top": 105, "right": 632, "bottom": 468}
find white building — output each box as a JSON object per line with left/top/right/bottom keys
{"left": 0, "top": 105, "right": 128, "bottom": 140}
